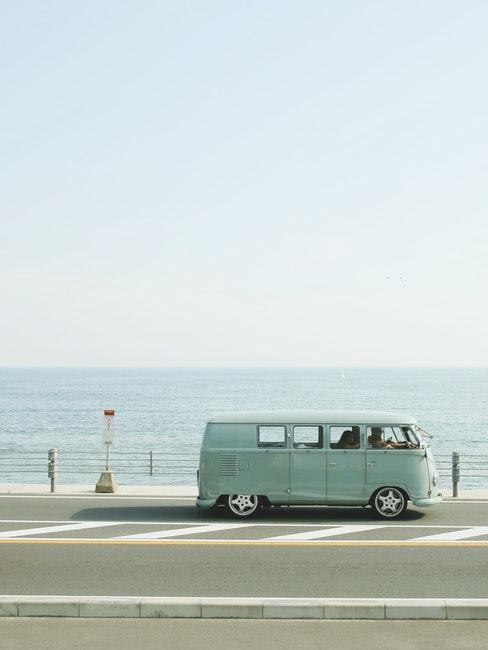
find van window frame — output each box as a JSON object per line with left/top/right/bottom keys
{"left": 328, "top": 424, "right": 363, "bottom": 450}
{"left": 366, "top": 424, "right": 417, "bottom": 449}
{"left": 256, "top": 424, "right": 288, "bottom": 449}
{"left": 292, "top": 424, "right": 324, "bottom": 449}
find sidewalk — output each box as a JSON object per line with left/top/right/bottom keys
{"left": 0, "top": 483, "right": 487, "bottom": 499}
{"left": 0, "top": 483, "right": 197, "bottom": 497}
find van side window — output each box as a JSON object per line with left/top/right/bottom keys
{"left": 293, "top": 426, "right": 323, "bottom": 449}
{"left": 329, "top": 426, "right": 360, "bottom": 449}
{"left": 367, "top": 426, "right": 417, "bottom": 449}
{"left": 257, "top": 425, "right": 287, "bottom": 448}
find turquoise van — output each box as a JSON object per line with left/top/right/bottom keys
{"left": 196, "top": 410, "right": 442, "bottom": 519}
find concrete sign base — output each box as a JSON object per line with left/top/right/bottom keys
{"left": 95, "top": 472, "right": 118, "bottom": 494}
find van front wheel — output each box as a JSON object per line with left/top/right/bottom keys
{"left": 227, "top": 494, "right": 259, "bottom": 517}
{"left": 372, "top": 487, "right": 407, "bottom": 519}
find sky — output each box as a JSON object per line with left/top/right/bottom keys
{"left": 1, "top": 1, "right": 487, "bottom": 367}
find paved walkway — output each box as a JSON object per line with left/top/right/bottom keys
{"left": 0, "top": 483, "right": 197, "bottom": 496}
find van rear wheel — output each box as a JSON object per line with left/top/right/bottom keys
{"left": 372, "top": 487, "right": 407, "bottom": 519}
{"left": 227, "top": 494, "right": 259, "bottom": 517}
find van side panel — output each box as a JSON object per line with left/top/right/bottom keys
{"left": 290, "top": 448, "right": 326, "bottom": 503}
{"left": 365, "top": 448, "right": 429, "bottom": 500}
{"left": 326, "top": 448, "right": 366, "bottom": 504}
{"left": 201, "top": 423, "right": 290, "bottom": 503}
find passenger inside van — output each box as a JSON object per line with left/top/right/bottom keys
{"left": 338, "top": 428, "right": 360, "bottom": 449}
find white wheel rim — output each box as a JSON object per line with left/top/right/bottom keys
{"left": 228, "top": 494, "right": 258, "bottom": 516}
{"left": 375, "top": 488, "right": 404, "bottom": 517}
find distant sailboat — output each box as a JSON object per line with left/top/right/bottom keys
{"left": 341, "top": 371, "right": 346, "bottom": 380}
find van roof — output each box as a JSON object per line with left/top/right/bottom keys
{"left": 208, "top": 410, "right": 417, "bottom": 425}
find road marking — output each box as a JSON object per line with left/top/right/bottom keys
{"left": 0, "top": 521, "right": 122, "bottom": 538}
{"left": 0, "top": 495, "right": 195, "bottom": 501}
{"left": 114, "top": 523, "right": 254, "bottom": 540}
{"left": 265, "top": 524, "right": 385, "bottom": 541}
{"left": 444, "top": 500, "right": 488, "bottom": 505}
{"left": 0, "top": 520, "right": 75, "bottom": 524}
{"left": 0, "top": 538, "right": 488, "bottom": 547}
{"left": 413, "top": 526, "right": 488, "bottom": 541}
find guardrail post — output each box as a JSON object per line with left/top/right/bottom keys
{"left": 452, "top": 451, "right": 460, "bottom": 498}
{"left": 149, "top": 450, "right": 153, "bottom": 476}
{"left": 48, "top": 448, "right": 58, "bottom": 493}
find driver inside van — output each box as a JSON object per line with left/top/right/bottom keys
{"left": 369, "top": 427, "right": 415, "bottom": 449}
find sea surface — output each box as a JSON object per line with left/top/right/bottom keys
{"left": 0, "top": 367, "right": 487, "bottom": 488}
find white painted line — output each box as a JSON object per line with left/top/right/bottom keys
{"left": 2, "top": 537, "right": 488, "bottom": 545}
{"left": 265, "top": 524, "right": 385, "bottom": 541}
{"left": 0, "top": 521, "right": 122, "bottom": 538}
{"left": 0, "top": 520, "right": 75, "bottom": 524}
{"left": 0, "top": 495, "right": 195, "bottom": 501}
{"left": 114, "top": 523, "right": 254, "bottom": 540}
{"left": 444, "top": 500, "right": 488, "bottom": 504}
{"left": 413, "top": 526, "right": 488, "bottom": 541}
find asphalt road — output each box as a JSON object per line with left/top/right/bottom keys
{"left": 0, "top": 495, "right": 487, "bottom": 598}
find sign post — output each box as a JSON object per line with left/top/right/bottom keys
{"left": 102, "top": 409, "right": 115, "bottom": 470}
{"left": 95, "top": 409, "right": 118, "bottom": 493}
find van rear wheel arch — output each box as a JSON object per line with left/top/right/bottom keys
{"left": 369, "top": 486, "right": 410, "bottom": 504}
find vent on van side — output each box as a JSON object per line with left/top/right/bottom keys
{"left": 219, "top": 454, "right": 239, "bottom": 476}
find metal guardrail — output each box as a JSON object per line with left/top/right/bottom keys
{"left": 0, "top": 449, "right": 200, "bottom": 492}
{"left": 436, "top": 451, "right": 488, "bottom": 497}
{"left": 0, "top": 449, "right": 486, "bottom": 495}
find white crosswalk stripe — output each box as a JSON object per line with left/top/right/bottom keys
{"left": 412, "top": 526, "right": 488, "bottom": 541}
{"left": 1, "top": 519, "right": 487, "bottom": 543}
{"left": 114, "top": 523, "right": 254, "bottom": 540}
{"left": 265, "top": 524, "right": 385, "bottom": 541}
{"left": 0, "top": 522, "right": 122, "bottom": 538}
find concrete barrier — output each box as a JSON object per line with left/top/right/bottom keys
{"left": 2, "top": 597, "right": 488, "bottom": 619}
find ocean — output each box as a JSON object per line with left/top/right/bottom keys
{"left": 0, "top": 367, "right": 486, "bottom": 488}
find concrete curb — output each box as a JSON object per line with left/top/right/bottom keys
{"left": 2, "top": 597, "right": 488, "bottom": 619}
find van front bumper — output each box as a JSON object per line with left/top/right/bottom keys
{"left": 412, "top": 494, "right": 442, "bottom": 508}
{"left": 196, "top": 497, "right": 217, "bottom": 509}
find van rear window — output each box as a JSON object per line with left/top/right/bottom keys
{"left": 257, "top": 425, "right": 287, "bottom": 448}
{"left": 293, "top": 426, "right": 323, "bottom": 448}
{"left": 330, "top": 426, "right": 360, "bottom": 449}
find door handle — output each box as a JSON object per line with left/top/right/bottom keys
{"left": 328, "top": 462, "right": 337, "bottom": 466}
{"left": 367, "top": 462, "right": 377, "bottom": 468}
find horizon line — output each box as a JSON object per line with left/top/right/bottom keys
{"left": 0, "top": 365, "right": 487, "bottom": 370}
